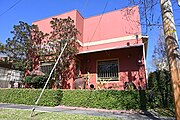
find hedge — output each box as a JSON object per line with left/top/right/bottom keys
{"left": 0, "top": 89, "right": 150, "bottom": 110}
{"left": 61, "top": 90, "right": 140, "bottom": 110}
{"left": 0, "top": 89, "right": 62, "bottom": 106}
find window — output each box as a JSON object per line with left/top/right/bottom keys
{"left": 0, "top": 68, "right": 7, "bottom": 81}
{"left": 97, "top": 59, "right": 118, "bottom": 82}
{"left": 75, "top": 60, "right": 80, "bottom": 78}
{"left": 40, "top": 63, "right": 54, "bottom": 75}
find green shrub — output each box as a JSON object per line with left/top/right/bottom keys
{"left": 24, "top": 75, "right": 48, "bottom": 88}
{"left": 60, "top": 90, "right": 140, "bottom": 110}
{"left": 0, "top": 89, "right": 154, "bottom": 110}
{"left": 0, "top": 89, "right": 62, "bottom": 106}
{"left": 148, "top": 70, "right": 174, "bottom": 110}
{"left": 31, "top": 76, "right": 48, "bottom": 88}
{"left": 24, "top": 76, "right": 32, "bottom": 84}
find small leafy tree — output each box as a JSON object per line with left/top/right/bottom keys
{"left": 40, "top": 17, "right": 80, "bottom": 88}
{"left": 24, "top": 75, "right": 48, "bottom": 88}
{"left": 3, "top": 21, "right": 48, "bottom": 72}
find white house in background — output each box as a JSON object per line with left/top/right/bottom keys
{"left": 0, "top": 54, "right": 23, "bottom": 88}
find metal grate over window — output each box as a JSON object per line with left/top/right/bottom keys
{"left": 97, "top": 60, "right": 118, "bottom": 82}
{"left": 40, "top": 63, "right": 53, "bottom": 75}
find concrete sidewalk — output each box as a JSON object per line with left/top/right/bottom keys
{"left": 0, "top": 103, "right": 175, "bottom": 120}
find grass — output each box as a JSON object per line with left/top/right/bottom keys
{"left": 154, "top": 108, "right": 175, "bottom": 117}
{"left": 0, "top": 108, "right": 116, "bottom": 120}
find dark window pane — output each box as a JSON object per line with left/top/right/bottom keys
{"left": 97, "top": 60, "right": 118, "bottom": 82}
{"left": 41, "top": 64, "right": 53, "bottom": 75}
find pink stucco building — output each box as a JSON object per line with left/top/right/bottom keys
{"left": 33, "top": 6, "right": 148, "bottom": 90}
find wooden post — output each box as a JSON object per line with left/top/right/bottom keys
{"left": 160, "top": 0, "right": 180, "bottom": 119}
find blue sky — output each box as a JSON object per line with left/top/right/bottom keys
{"left": 0, "top": 0, "right": 180, "bottom": 71}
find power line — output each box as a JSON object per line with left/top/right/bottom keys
{"left": 87, "top": 0, "right": 109, "bottom": 47}
{"left": 0, "top": 0, "right": 23, "bottom": 17}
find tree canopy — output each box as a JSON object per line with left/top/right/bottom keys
{"left": 148, "top": 70, "right": 174, "bottom": 109}
{"left": 47, "top": 17, "right": 80, "bottom": 88}
{"left": 2, "top": 17, "right": 80, "bottom": 88}
{"left": 2, "top": 21, "right": 48, "bottom": 71}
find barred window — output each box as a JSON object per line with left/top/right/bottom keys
{"left": 40, "top": 63, "right": 53, "bottom": 75}
{"left": 97, "top": 60, "right": 118, "bottom": 82}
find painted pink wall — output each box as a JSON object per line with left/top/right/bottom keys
{"left": 81, "top": 39, "right": 142, "bottom": 53}
{"left": 76, "top": 11, "right": 84, "bottom": 42}
{"left": 83, "top": 6, "right": 141, "bottom": 43}
{"left": 33, "top": 10, "right": 76, "bottom": 30}
{"left": 33, "top": 6, "right": 142, "bottom": 54}
{"left": 78, "top": 46, "right": 146, "bottom": 90}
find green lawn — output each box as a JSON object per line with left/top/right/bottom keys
{"left": 0, "top": 108, "right": 116, "bottom": 120}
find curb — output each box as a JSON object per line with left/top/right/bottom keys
{"left": 55, "top": 105, "right": 138, "bottom": 114}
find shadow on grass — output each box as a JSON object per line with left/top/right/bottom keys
{"left": 139, "top": 90, "right": 147, "bottom": 110}
{"left": 31, "top": 111, "right": 47, "bottom": 118}
{"left": 154, "top": 108, "right": 175, "bottom": 117}
{"left": 139, "top": 90, "right": 160, "bottom": 120}
{"left": 140, "top": 110, "right": 161, "bottom": 120}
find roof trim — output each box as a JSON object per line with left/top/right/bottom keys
{"left": 33, "top": 9, "right": 78, "bottom": 23}
{"left": 78, "top": 43, "right": 143, "bottom": 54}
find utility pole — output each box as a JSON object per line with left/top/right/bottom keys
{"left": 160, "top": 0, "right": 180, "bottom": 120}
